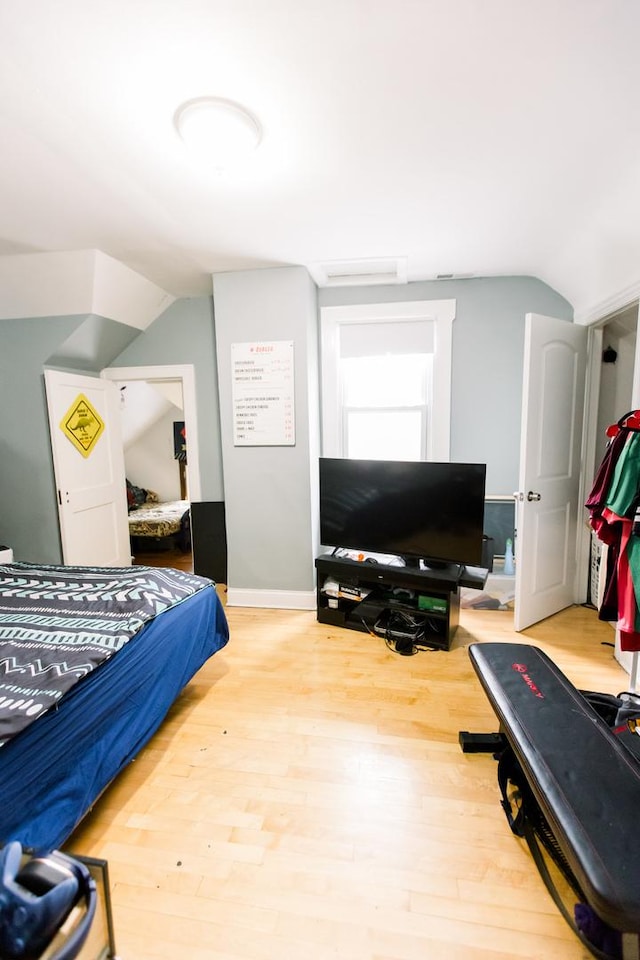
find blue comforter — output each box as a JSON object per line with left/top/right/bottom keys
{"left": 0, "top": 562, "right": 215, "bottom": 746}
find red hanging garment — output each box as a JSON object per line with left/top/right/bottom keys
{"left": 586, "top": 411, "right": 640, "bottom": 651}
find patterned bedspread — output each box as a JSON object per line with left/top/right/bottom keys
{"left": 0, "top": 561, "right": 212, "bottom": 747}
{"left": 128, "top": 499, "right": 189, "bottom": 538}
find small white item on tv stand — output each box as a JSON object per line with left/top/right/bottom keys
{"left": 0, "top": 546, "right": 13, "bottom": 563}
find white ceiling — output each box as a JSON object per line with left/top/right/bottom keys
{"left": 1, "top": 0, "right": 640, "bottom": 318}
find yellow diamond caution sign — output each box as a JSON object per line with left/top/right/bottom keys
{"left": 60, "top": 394, "right": 105, "bottom": 458}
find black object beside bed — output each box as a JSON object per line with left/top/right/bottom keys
{"left": 0, "top": 561, "right": 229, "bottom": 853}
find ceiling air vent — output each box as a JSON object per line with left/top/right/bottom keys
{"left": 308, "top": 257, "right": 408, "bottom": 288}
{"left": 435, "top": 272, "right": 474, "bottom": 280}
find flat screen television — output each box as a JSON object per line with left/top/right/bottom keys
{"left": 319, "top": 457, "right": 487, "bottom": 569}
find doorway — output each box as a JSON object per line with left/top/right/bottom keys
{"left": 592, "top": 304, "right": 638, "bottom": 474}
{"left": 102, "top": 364, "right": 201, "bottom": 569}
{"left": 581, "top": 302, "right": 639, "bottom": 674}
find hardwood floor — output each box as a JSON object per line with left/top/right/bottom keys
{"left": 67, "top": 599, "right": 624, "bottom": 959}
{"left": 132, "top": 546, "right": 194, "bottom": 573}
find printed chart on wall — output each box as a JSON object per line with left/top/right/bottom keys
{"left": 231, "top": 340, "right": 295, "bottom": 446}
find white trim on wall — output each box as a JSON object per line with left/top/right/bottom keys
{"left": 574, "top": 279, "right": 640, "bottom": 327}
{"left": 227, "top": 587, "right": 316, "bottom": 610}
{"left": 320, "top": 299, "right": 455, "bottom": 459}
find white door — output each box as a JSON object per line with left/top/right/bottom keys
{"left": 44, "top": 369, "right": 131, "bottom": 566}
{"left": 514, "top": 313, "right": 588, "bottom": 631}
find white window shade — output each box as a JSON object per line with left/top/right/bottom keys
{"left": 320, "top": 299, "right": 455, "bottom": 460}
{"left": 341, "top": 355, "right": 429, "bottom": 406}
{"left": 339, "top": 320, "right": 434, "bottom": 358}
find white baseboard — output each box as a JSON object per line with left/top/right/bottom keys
{"left": 226, "top": 587, "right": 316, "bottom": 610}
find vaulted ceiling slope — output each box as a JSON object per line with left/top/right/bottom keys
{"left": 0, "top": 0, "right": 638, "bottom": 321}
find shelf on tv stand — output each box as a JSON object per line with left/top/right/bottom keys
{"left": 314, "top": 554, "right": 488, "bottom": 650}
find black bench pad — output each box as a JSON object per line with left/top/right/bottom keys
{"left": 469, "top": 641, "right": 640, "bottom": 931}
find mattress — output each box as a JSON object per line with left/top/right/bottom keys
{"left": 128, "top": 500, "right": 190, "bottom": 538}
{"left": 0, "top": 570, "right": 228, "bottom": 853}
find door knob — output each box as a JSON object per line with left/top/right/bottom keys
{"left": 527, "top": 491, "right": 541, "bottom": 502}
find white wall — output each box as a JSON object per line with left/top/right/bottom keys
{"left": 124, "top": 409, "right": 183, "bottom": 501}
{"left": 121, "top": 381, "right": 185, "bottom": 501}
{"left": 594, "top": 313, "right": 637, "bottom": 469}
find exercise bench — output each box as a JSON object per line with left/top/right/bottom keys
{"left": 462, "top": 641, "right": 640, "bottom": 959}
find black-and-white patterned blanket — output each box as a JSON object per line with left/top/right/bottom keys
{"left": 0, "top": 562, "right": 213, "bottom": 747}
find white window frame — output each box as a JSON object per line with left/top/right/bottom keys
{"left": 320, "top": 299, "right": 455, "bottom": 459}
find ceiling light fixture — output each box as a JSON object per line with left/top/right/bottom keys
{"left": 174, "top": 96, "right": 262, "bottom": 171}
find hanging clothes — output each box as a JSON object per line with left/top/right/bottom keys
{"left": 586, "top": 411, "right": 640, "bottom": 651}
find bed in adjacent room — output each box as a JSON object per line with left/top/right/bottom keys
{"left": 127, "top": 479, "right": 191, "bottom": 553}
{"left": 128, "top": 498, "right": 191, "bottom": 552}
{"left": 0, "top": 560, "right": 229, "bottom": 853}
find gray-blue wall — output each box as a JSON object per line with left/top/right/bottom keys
{"left": 0, "top": 313, "right": 139, "bottom": 561}
{"left": 319, "top": 275, "right": 574, "bottom": 493}
{"left": 213, "top": 267, "right": 320, "bottom": 594}
{"left": 0, "top": 272, "right": 573, "bottom": 585}
{"left": 110, "top": 297, "right": 224, "bottom": 501}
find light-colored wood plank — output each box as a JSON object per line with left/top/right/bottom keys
{"left": 67, "top": 601, "right": 625, "bottom": 959}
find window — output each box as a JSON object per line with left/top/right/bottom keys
{"left": 320, "top": 299, "right": 455, "bottom": 461}
{"left": 341, "top": 353, "right": 431, "bottom": 459}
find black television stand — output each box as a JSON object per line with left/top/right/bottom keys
{"left": 315, "top": 553, "right": 488, "bottom": 650}
{"left": 412, "top": 558, "right": 462, "bottom": 577}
